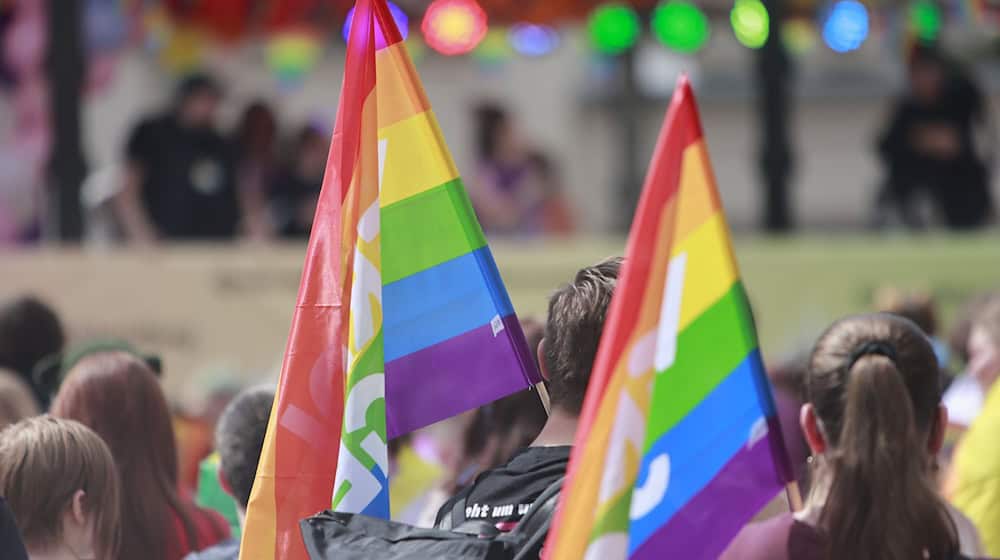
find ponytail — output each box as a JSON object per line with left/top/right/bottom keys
{"left": 819, "top": 354, "right": 956, "bottom": 560}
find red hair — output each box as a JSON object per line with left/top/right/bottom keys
{"left": 51, "top": 352, "right": 204, "bottom": 560}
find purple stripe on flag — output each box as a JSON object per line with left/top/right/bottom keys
{"left": 629, "top": 433, "right": 785, "bottom": 560}
{"left": 385, "top": 314, "right": 541, "bottom": 439}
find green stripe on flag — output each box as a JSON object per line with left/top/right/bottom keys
{"left": 381, "top": 179, "right": 488, "bottom": 285}
{"left": 643, "top": 282, "right": 758, "bottom": 449}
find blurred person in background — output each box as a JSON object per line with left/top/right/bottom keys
{"left": 115, "top": 74, "right": 240, "bottom": 242}
{"left": 876, "top": 44, "right": 994, "bottom": 230}
{"left": 269, "top": 123, "right": 328, "bottom": 239}
{"left": 232, "top": 100, "right": 279, "bottom": 241}
{"left": 522, "top": 151, "right": 575, "bottom": 235}
{"left": 947, "top": 298, "right": 1000, "bottom": 556}
{"left": 0, "top": 416, "right": 121, "bottom": 560}
{"left": 469, "top": 103, "right": 549, "bottom": 235}
{"left": 723, "top": 314, "right": 984, "bottom": 559}
{"left": 943, "top": 293, "right": 1000, "bottom": 432}
{"left": 185, "top": 386, "right": 273, "bottom": 560}
{"left": 0, "top": 369, "right": 39, "bottom": 429}
{"left": 874, "top": 287, "right": 949, "bottom": 368}
{"left": 0, "top": 295, "right": 65, "bottom": 409}
{"left": 52, "top": 352, "right": 230, "bottom": 560}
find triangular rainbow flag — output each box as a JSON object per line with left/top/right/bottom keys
{"left": 544, "top": 77, "right": 793, "bottom": 560}
{"left": 240, "top": 1, "right": 540, "bottom": 557}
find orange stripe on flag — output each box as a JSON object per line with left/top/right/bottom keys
{"left": 376, "top": 43, "right": 431, "bottom": 129}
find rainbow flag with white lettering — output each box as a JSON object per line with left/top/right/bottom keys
{"left": 544, "top": 77, "right": 792, "bottom": 560}
{"left": 240, "top": 1, "right": 539, "bottom": 557}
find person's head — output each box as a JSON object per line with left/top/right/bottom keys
{"left": 873, "top": 287, "right": 937, "bottom": 336}
{"left": 235, "top": 100, "right": 278, "bottom": 158}
{"left": 51, "top": 351, "right": 199, "bottom": 560}
{"left": 215, "top": 386, "right": 274, "bottom": 515}
{"left": 0, "top": 295, "right": 64, "bottom": 408}
{"left": 804, "top": 313, "right": 956, "bottom": 560}
{"left": 0, "top": 416, "right": 120, "bottom": 559}
{"left": 541, "top": 257, "right": 622, "bottom": 415}
{"left": 475, "top": 103, "right": 520, "bottom": 163}
{"left": 967, "top": 298, "right": 1000, "bottom": 391}
{"left": 0, "top": 368, "right": 40, "bottom": 429}
{"left": 175, "top": 73, "right": 222, "bottom": 128}
{"left": 908, "top": 44, "right": 947, "bottom": 104}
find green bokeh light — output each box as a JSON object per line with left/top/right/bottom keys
{"left": 731, "top": 0, "right": 770, "bottom": 49}
{"left": 652, "top": 1, "right": 710, "bottom": 53}
{"left": 909, "top": 0, "right": 942, "bottom": 41}
{"left": 588, "top": 3, "right": 641, "bottom": 55}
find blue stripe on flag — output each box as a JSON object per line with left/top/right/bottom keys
{"left": 627, "top": 349, "right": 776, "bottom": 553}
{"left": 382, "top": 247, "right": 514, "bottom": 362}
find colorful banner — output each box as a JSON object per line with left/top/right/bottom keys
{"left": 240, "top": 1, "right": 539, "bottom": 557}
{"left": 544, "top": 77, "right": 792, "bottom": 560}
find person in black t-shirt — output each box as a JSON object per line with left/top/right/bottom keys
{"left": 115, "top": 74, "right": 240, "bottom": 242}
{"left": 435, "top": 257, "right": 622, "bottom": 531}
{"left": 876, "top": 44, "right": 995, "bottom": 229}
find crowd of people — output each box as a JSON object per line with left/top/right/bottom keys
{"left": 84, "top": 75, "right": 575, "bottom": 245}
{"left": 108, "top": 74, "right": 328, "bottom": 244}
{"left": 1, "top": 259, "right": 1000, "bottom": 558}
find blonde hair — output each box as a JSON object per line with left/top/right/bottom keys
{"left": 0, "top": 369, "right": 40, "bottom": 430}
{"left": 0, "top": 416, "right": 121, "bottom": 558}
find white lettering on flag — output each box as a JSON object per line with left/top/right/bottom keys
{"left": 654, "top": 253, "right": 687, "bottom": 373}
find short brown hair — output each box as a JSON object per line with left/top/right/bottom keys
{"left": 0, "top": 416, "right": 120, "bottom": 558}
{"left": 542, "top": 257, "right": 621, "bottom": 414}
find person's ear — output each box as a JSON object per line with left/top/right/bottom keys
{"left": 928, "top": 404, "right": 948, "bottom": 455}
{"left": 217, "top": 467, "right": 234, "bottom": 499}
{"left": 800, "top": 404, "right": 827, "bottom": 455}
{"left": 536, "top": 338, "right": 551, "bottom": 382}
{"left": 70, "top": 490, "right": 87, "bottom": 526}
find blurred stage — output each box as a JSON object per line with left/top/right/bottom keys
{"left": 3, "top": 235, "right": 997, "bottom": 402}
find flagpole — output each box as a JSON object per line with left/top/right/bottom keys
{"left": 784, "top": 481, "right": 803, "bottom": 512}
{"left": 535, "top": 382, "right": 551, "bottom": 416}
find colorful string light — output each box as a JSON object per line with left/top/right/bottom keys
{"left": 509, "top": 23, "right": 560, "bottom": 57}
{"left": 731, "top": 0, "right": 770, "bottom": 48}
{"left": 588, "top": 3, "right": 641, "bottom": 55}
{"left": 651, "top": 1, "right": 710, "bottom": 53}
{"left": 909, "top": 0, "right": 942, "bottom": 41}
{"left": 823, "top": 0, "right": 869, "bottom": 53}
{"left": 422, "top": 0, "right": 489, "bottom": 56}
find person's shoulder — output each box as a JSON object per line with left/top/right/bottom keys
{"left": 720, "top": 513, "right": 801, "bottom": 560}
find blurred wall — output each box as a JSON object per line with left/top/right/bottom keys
{"left": 81, "top": 30, "right": 1000, "bottom": 233}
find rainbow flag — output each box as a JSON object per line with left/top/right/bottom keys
{"left": 241, "top": 1, "right": 539, "bottom": 557}
{"left": 544, "top": 78, "right": 792, "bottom": 560}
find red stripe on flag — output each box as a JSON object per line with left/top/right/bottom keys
{"left": 544, "top": 77, "right": 704, "bottom": 558}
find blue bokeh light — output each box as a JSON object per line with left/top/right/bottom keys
{"left": 509, "top": 23, "right": 560, "bottom": 57}
{"left": 822, "top": 0, "right": 869, "bottom": 53}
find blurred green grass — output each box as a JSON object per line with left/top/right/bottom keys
{"left": 492, "top": 234, "right": 1000, "bottom": 363}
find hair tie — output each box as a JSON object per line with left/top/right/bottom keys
{"left": 846, "top": 341, "right": 898, "bottom": 370}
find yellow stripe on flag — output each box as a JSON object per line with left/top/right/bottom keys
{"left": 672, "top": 211, "right": 739, "bottom": 332}
{"left": 378, "top": 111, "right": 459, "bottom": 207}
